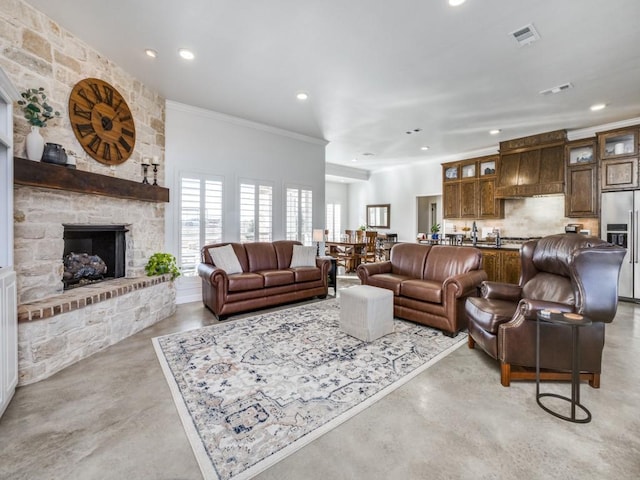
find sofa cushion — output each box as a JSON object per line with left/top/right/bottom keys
{"left": 245, "top": 242, "right": 278, "bottom": 272}
{"left": 390, "top": 243, "right": 430, "bottom": 278}
{"left": 465, "top": 297, "right": 518, "bottom": 333}
{"left": 424, "top": 245, "right": 481, "bottom": 282}
{"left": 259, "top": 270, "right": 294, "bottom": 287}
{"left": 290, "top": 245, "right": 317, "bottom": 268}
{"left": 400, "top": 279, "right": 442, "bottom": 304}
{"left": 365, "top": 273, "right": 412, "bottom": 295}
{"left": 228, "top": 272, "right": 265, "bottom": 292}
{"left": 291, "top": 266, "right": 322, "bottom": 283}
{"left": 209, "top": 244, "right": 243, "bottom": 274}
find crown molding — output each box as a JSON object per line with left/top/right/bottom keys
{"left": 568, "top": 116, "right": 640, "bottom": 140}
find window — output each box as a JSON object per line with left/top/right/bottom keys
{"left": 239, "top": 181, "right": 273, "bottom": 242}
{"left": 286, "top": 187, "right": 313, "bottom": 244}
{"left": 179, "top": 175, "right": 223, "bottom": 276}
{"left": 325, "top": 203, "right": 341, "bottom": 241}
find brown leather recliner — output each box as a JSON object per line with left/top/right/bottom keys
{"left": 465, "top": 234, "right": 626, "bottom": 388}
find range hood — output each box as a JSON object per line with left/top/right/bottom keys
{"left": 495, "top": 130, "right": 566, "bottom": 198}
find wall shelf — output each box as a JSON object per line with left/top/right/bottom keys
{"left": 13, "top": 157, "right": 169, "bottom": 203}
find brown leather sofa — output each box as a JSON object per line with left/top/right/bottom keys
{"left": 465, "top": 234, "right": 626, "bottom": 387}
{"left": 198, "top": 240, "right": 330, "bottom": 319}
{"left": 356, "top": 243, "right": 486, "bottom": 336}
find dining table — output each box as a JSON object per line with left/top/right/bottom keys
{"left": 325, "top": 240, "right": 368, "bottom": 273}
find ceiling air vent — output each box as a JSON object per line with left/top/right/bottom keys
{"left": 510, "top": 23, "right": 540, "bottom": 46}
{"left": 539, "top": 83, "right": 574, "bottom": 95}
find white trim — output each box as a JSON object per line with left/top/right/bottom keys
{"left": 568, "top": 116, "right": 640, "bottom": 141}
{"left": 166, "top": 100, "right": 328, "bottom": 146}
{"left": 325, "top": 162, "right": 370, "bottom": 181}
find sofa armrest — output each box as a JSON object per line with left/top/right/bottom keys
{"left": 357, "top": 261, "right": 392, "bottom": 283}
{"left": 518, "top": 299, "right": 573, "bottom": 319}
{"left": 444, "top": 270, "right": 488, "bottom": 298}
{"left": 481, "top": 281, "right": 522, "bottom": 301}
{"left": 197, "top": 263, "right": 228, "bottom": 287}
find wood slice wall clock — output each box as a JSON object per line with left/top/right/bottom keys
{"left": 68, "top": 78, "right": 136, "bottom": 165}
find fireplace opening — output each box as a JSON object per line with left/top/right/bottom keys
{"left": 63, "top": 224, "right": 128, "bottom": 290}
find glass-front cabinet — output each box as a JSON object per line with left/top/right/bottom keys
{"left": 443, "top": 164, "right": 459, "bottom": 182}
{"left": 480, "top": 158, "right": 496, "bottom": 176}
{"left": 599, "top": 130, "right": 638, "bottom": 159}
{"left": 598, "top": 127, "right": 640, "bottom": 191}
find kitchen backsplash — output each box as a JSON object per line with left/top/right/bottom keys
{"left": 445, "top": 195, "right": 599, "bottom": 239}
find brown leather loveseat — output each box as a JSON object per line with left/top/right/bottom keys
{"left": 356, "top": 243, "right": 486, "bottom": 336}
{"left": 198, "top": 240, "right": 330, "bottom": 319}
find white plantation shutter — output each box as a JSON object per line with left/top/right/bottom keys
{"left": 326, "top": 203, "right": 341, "bottom": 241}
{"left": 286, "top": 186, "right": 313, "bottom": 244}
{"left": 240, "top": 181, "right": 272, "bottom": 242}
{"left": 179, "top": 175, "right": 223, "bottom": 276}
{"left": 258, "top": 185, "right": 273, "bottom": 241}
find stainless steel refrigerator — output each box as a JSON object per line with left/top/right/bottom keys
{"left": 601, "top": 191, "right": 636, "bottom": 299}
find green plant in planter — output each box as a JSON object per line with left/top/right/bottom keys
{"left": 145, "top": 253, "right": 181, "bottom": 280}
{"left": 430, "top": 223, "right": 440, "bottom": 234}
{"left": 17, "top": 87, "right": 60, "bottom": 127}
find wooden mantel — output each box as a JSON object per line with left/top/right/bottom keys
{"left": 13, "top": 157, "right": 169, "bottom": 203}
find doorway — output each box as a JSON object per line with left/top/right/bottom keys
{"left": 417, "top": 195, "right": 442, "bottom": 236}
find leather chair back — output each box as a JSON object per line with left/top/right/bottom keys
{"left": 521, "top": 234, "right": 626, "bottom": 322}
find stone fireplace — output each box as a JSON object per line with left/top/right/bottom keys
{"left": 14, "top": 160, "right": 174, "bottom": 385}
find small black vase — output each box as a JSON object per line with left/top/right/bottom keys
{"left": 42, "top": 143, "right": 67, "bottom": 165}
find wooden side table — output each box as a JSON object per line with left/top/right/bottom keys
{"left": 536, "top": 310, "right": 592, "bottom": 423}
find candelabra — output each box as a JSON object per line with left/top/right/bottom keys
{"left": 152, "top": 156, "right": 160, "bottom": 186}
{"left": 141, "top": 159, "right": 150, "bottom": 184}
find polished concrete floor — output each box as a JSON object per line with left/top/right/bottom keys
{"left": 1, "top": 278, "right": 639, "bottom": 479}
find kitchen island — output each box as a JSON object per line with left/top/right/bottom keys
{"left": 456, "top": 239, "right": 522, "bottom": 285}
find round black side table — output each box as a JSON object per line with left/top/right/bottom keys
{"left": 536, "top": 310, "right": 592, "bottom": 423}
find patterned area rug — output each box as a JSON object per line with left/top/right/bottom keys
{"left": 153, "top": 299, "right": 466, "bottom": 480}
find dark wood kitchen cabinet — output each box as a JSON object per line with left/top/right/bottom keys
{"left": 442, "top": 155, "right": 503, "bottom": 219}
{"left": 479, "top": 248, "right": 521, "bottom": 285}
{"left": 598, "top": 127, "right": 639, "bottom": 191}
{"left": 565, "top": 138, "right": 598, "bottom": 217}
{"left": 496, "top": 130, "right": 566, "bottom": 197}
{"left": 443, "top": 182, "right": 461, "bottom": 218}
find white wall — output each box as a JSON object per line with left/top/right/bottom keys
{"left": 348, "top": 161, "right": 443, "bottom": 241}
{"left": 165, "top": 101, "right": 327, "bottom": 303}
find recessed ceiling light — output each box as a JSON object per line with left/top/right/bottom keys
{"left": 296, "top": 92, "right": 309, "bottom": 101}
{"left": 449, "top": 0, "right": 466, "bottom": 6}
{"left": 420, "top": 146, "right": 430, "bottom": 151}
{"left": 351, "top": 158, "right": 358, "bottom": 162}
{"left": 590, "top": 103, "right": 606, "bottom": 111}
{"left": 145, "top": 49, "right": 157, "bottom": 58}
{"left": 489, "top": 129, "right": 501, "bottom": 135}
{"left": 178, "top": 49, "right": 195, "bottom": 60}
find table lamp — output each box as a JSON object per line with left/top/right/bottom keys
{"left": 313, "top": 229, "right": 325, "bottom": 256}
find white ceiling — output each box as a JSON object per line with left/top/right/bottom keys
{"left": 24, "top": 0, "right": 640, "bottom": 179}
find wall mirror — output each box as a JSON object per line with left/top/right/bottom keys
{"left": 366, "top": 204, "right": 390, "bottom": 229}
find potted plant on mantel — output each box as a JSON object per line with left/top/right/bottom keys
{"left": 17, "top": 87, "right": 60, "bottom": 161}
